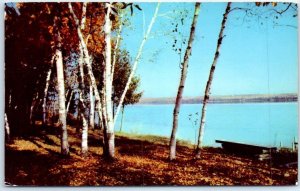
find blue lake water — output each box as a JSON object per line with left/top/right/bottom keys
{"left": 114, "top": 103, "right": 298, "bottom": 148}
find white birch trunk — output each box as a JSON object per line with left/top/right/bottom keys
{"left": 111, "top": 13, "right": 123, "bottom": 80}
{"left": 78, "top": 41, "right": 89, "bottom": 154}
{"left": 55, "top": 29, "right": 69, "bottom": 156}
{"left": 66, "top": 90, "right": 73, "bottom": 114}
{"left": 195, "top": 3, "right": 231, "bottom": 158}
{"left": 114, "top": 3, "right": 161, "bottom": 124}
{"left": 89, "top": 85, "right": 95, "bottom": 130}
{"left": 5, "top": 113, "right": 10, "bottom": 142}
{"left": 79, "top": 92, "right": 89, "bottom": 154}
{"left": 80, "top": 2, "right": 87, "bottom": 30}
{"left": 81, "top": 111, "right": 88, "bottom": 153}
{"left": 68, "top": 2, "right": 97, "bottom": 154}
{"left": 102, "top": 2, "right": 115, "bottom": 158}
{"left": 42, "top": 66, "right": 52, "bottom": 126}
{"left": 169, "top": 3, "right": 201, "bottom": 161}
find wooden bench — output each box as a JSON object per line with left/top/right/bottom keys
{"left": 216, "top": 140, "right": 277, "bottom": 160}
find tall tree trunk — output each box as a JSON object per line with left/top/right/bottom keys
{"left": 114, "top": 3, "right": 161, "bottom": 124}
{"left": 195, "top": 3, "right": 231, "bottom": 159}
{"left": 69, "top": 2, "right": 93, "bottom": 154}
{"left": 78, "top": 42, "right": 89, "bottom": 154}
{"left": 42, "top": 66, "right": 53, "bottom": 126}
{"left": 54, "top": 27, "right": 69, "bottom": 156}
{"left": 102, "top": 2, "right": 115, "bottom": 159}
{"left": 79, "top": 92, "right": 89, "bottom": 154}
{"left": 169, "top": 2, "right": 201, "bottom": 161}
{"left": 89, "top": 85, "right": 95, "bottom": 130}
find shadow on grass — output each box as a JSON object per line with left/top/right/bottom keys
{"left": 5, "top": 149, "right": 71, "bottom": 186}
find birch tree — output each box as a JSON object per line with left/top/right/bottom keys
{"left": 68, "top": 2, "right": 91, "bottom": 154}
{"left": 79, "top": 3, "right": 90, "bottom": 155}
{"left": 195, "top": 3, "right": 231, "bottom": 159}
{"left": 89, "top": 86, "right": 95, "bottom": 130}
{"left": 69, "top": 2, "right": 159, "bottom": 159}
{"left": 91, "top": 2, "right": 158, "bottom": 159}
{"left": 101, "top": 2, "right": 116, "bottom": 158}
{"left": 113, "top": 3, "right": 161, "bottom": 124}
{"left": 169, "top": 2, "right": 201, "bottom": 161}
{"left": 78, "top": 45, "right": 90, "bottom": 154}
{"left": 54, "top": 18, "right": 69, "bottom": 155}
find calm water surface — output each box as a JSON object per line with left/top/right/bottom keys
{"left": 114, "top": 103, "right": 298, "bottom": 147}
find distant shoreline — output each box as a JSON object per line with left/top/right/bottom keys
{"left": 138, "top": 93, "right": 298, "bottom": 105}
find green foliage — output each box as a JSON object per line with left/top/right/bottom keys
{"left": 113, "top": 49, "right": 143, "bottom": 107}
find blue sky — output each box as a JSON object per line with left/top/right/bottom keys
{"left": 122, "top": 2, "right": 298, "bottom": 98}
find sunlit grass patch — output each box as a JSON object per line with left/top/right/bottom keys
{"left": 7, "top": 139, "right": 41, "bottom": 153}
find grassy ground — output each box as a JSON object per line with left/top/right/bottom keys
{"left": 5, "top": 124, "right": 298, "bottom": 186}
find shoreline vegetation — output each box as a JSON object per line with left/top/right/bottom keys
{"left": 138, "top": 93, "right": 298, "bottom": 105}
{"left": 5, "top": 124, "right": 298, "bottom": 186}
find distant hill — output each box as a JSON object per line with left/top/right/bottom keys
{"left": 138, "top": 93, "right": 298, "bottom": 105}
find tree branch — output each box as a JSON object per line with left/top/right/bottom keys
{"left": 111, "top": 13, "right": 123, "bottom": 80}
{"left": 80, "top": 2, "right": 87, "bottom": 30}
{"left": 114, "top": 3, "right": 161, "bottom": 124}
{"left": 270, "top": 3, "right": 292, "bottom": 15}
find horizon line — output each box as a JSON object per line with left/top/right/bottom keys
{"left": 140, "top": 92, "right": 298, "bottom": 100}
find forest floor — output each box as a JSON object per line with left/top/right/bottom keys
{"left": 5, "top": 124, "right": 298, "bottom": 186}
